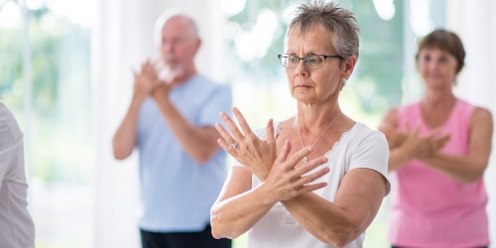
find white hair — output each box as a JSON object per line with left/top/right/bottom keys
{"left": 153, "top": 9, "right": 200, "bottom": 49}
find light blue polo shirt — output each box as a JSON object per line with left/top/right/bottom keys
{"left": 137, "top": 75, "right": 232, "bottom": 232}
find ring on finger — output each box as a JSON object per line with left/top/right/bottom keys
{"left": 229, "top": 142, "right": 238, "bottom": 150}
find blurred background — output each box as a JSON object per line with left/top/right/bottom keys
{"left": 0, "top": 0, "right": 494, "bottom": 247}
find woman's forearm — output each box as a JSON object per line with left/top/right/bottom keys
{"left": 283, "top": 169, "right": 386, "bottom": 247}
{"left": 211, "top": 184, "right": 276, "bottom": 239}
{"left": 388, "top": 148, "right": 412, "bottom": 171}
{"left": 420, "top": 153, "right": 487, "bottom": 183}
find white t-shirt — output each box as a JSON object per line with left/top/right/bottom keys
{"left": 0, "top": 102, "right": 35, "bottom": 248}
{"left": 236, "top": 122, "right": 389, "bottom": 248}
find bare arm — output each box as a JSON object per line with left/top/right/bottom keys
{"left": 379, "top": 108, "right": 403, "bottom": 149}
{"left": 379, "top": 109, "right": 411, "bottom": 171}
{"left": 211, "top": 140, "right": 329, "bottom": 239}
{"left": 379, "top": 108, "right": 413, "bottom": 171}
{"left": 112, "top": 61, "right": 158, "bottom": 160}
{"left": 282, "top": 168, "right": 387, "bottom": 247}
{"left": 112, "top": 95, "right": 144, "bottom": 160}
{"left": 210, "top": 166, "right": 274, "bottom": 239}
{"left": 379, "top": 108, "right": 450, "bottom": 172}
{"left": 151, "top": 86, "right": 222, "bottom": 163}
{"left": 213, "top": 107, "right": 386, "bottom": 246}
{"left": 419, "top": 108, "right": 493, "bottom": 183}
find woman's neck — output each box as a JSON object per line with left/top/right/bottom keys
{"left": 422, "top": 90, "right": 456, "bottom": 109}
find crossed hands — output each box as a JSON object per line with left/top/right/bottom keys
{"left": 132, "top": 59, "right": 183, "bottom": 101}
{"left": 380, "top": 122, "right": 451, "bottom": 161}
{"left": 216, "top": 107, "right": 330, "bottom": 202}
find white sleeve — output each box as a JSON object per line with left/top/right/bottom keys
{"left": 349, "top": 129, "right": 390, "bottom": 195}
{"left": 0, "top": 105, "right": 22, "bottom": 189}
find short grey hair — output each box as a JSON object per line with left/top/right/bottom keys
{"left": 153, "top": 10, "right": 200, "bottom": 49}
{"left": 286, "top": 0, "right": 360, "bottom": 59}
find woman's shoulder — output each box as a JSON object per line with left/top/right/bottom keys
{"left": 346, "top": 123, "right": 387, "bottom": 144}
{"left": 472, "top": 106, "right": 493, "bottom": 126}
{"left": 457, "top": 99, "right": 490, "bottom": 112}
{"left": 455, "top": 99, "right": 492, "bottom": 121}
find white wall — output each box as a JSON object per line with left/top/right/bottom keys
{"left": 447, "top": 0, "right": 496, "bottom": 244}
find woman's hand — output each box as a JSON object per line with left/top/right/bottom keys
{"left": 216, "top": 107, "right": 277, "bottom": 180}
{"left": 379, "top": 122, "right": 406, "bottom": 149}
{"left": 261, "top": 140, "right": 330, "bottom": 202}
{"left": 400, "top": 123, "right": 451, "bottom": 160}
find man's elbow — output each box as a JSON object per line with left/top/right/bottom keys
{"left": 192, "top": 154, "right": 212, "bottom": 164}
{"left": 112, "top": 145, "right": 131, "bottom": 160}
{"left": 191, "top": 148, "right": 219, "bottom": 164}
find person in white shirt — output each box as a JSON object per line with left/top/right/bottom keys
{"left": 0, "top": 102, "right": 35, "bottom": 248}
{"left": 210, "top": 1, "right": 389, "bottom": 247}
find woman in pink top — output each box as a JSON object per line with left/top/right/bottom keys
{"left": 380, "top": 29, "right": 493, "bottom": 248}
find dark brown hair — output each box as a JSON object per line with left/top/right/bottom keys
{"left": 417, "top": 29, "right": 465, "bottom": 73}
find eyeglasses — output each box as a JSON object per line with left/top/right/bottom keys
{"left": 277, "top": 53, "right": 343, "bottom": 70}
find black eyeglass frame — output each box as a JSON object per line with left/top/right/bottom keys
{"left": 277, "top": 53, "right": 344, "bottom": 70}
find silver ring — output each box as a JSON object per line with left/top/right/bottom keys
{"left": 229, "top": 142, "right": 238, "bottom": 150}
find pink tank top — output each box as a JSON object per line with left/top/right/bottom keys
{"left": 389, "top": 99, "right": 489, "bottom": 247}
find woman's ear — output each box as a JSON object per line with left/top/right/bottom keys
{"left": 343, "top": 55, "right": 357, "bottom": 78}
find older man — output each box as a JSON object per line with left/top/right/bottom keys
{"left": 112, "top": 12, "right": 232, "bottom": 248}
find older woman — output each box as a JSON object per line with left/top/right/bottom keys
{"left": 380, "top": 29, "right": 492, "bottom": 248}
{"left": 210, "top": 1, "right": 390, "bottom": 247}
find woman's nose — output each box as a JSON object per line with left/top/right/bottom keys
{"left": 294, "top": 59, "right": 309, "bottom": 76}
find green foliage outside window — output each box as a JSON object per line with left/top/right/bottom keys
{"left": 0, "top": 2, "right": 92, "bottom": 185}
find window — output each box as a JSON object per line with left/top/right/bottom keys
{"left": 0, "top": 0, "right": 94, "bottom": 247}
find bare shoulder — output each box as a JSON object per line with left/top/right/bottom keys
{"left": 472, "top": 107, "right": 493, "bottom": 128}
{"left": 473, "top": 107, "right": 493, "bottom": 119}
